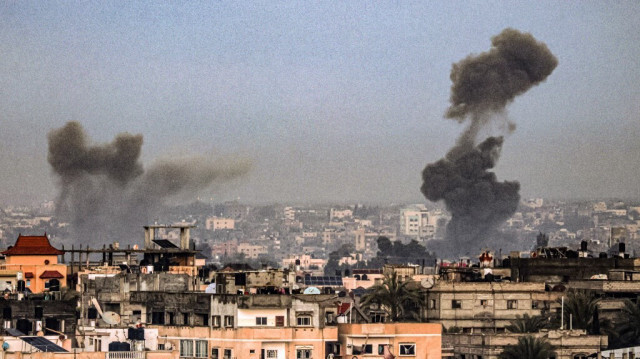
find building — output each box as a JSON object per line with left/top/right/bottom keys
{"left": 444, "top": 330, "right": 607, "bottom": 359}
{"left": 205, "top": 217, "right": 235, "bottom": 231}
{"left": 424, "top": 282, "right": 562, "bottom": 333}
{"left": 1, "top": 234, "right": 66, "bottom": 293}
{"left": 338, "top": 322, "right": 442, "bottom": 358}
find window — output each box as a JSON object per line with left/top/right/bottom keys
{"left": 507, "top": 300, "right": 517, "bottom": 309}
{"left": 399, "top": 343, "right": 416, "bottom": 356}
{"left": 370, "top": 312, "right": 386, "bottom": 323}
{"left": 296, "top": 348, "right": 312, "bottom": 359}
{"left": 212, "top": 315, "right": 221, "bottom": 327}
{"left": 296, "top": 316, "right": 311, "bottom": 326}
{"left": 224, "top": 316, "right": 234, "bottom": 327}
{"left": 480, "top": 300, "right": 488, "bottom": 306}
{"left": 183, "top": 313, "right": 190, "bottom": 326}
{"left": 275, "top": 316, "right": 285, "bottom": 327}
{"left": 223, "top": 349, "right": 232, "bottom": 359}
{"left": 195, "top": 340, "right": 208, "bottom": 358}
{"left": 180, "top": 340, "right": 194, "bottom": 357}
{"left": 211, "top": 348, "right": 219, "bottom": 359}
{"left": 157, "top": 344, "right": 165, "bottom": 351}
{"left": 362, "top": 344, "right": 373, "bottom": 354}
{"left": 429, "top": 299, "right": 437, "bottom": 309}
{"left": 266, "top": 349, "right": 278, "bottom": 358}
{"left": 452, "top": 300, "right": 462, "bottom": 309}
{"left": 379, "top": 345, "right": 386, "bottom": 355}
{"left": 256, "top": 317, "right": 267, "bottom": 326}
{"left": 532, "top": 301, "right": 539, "bottom": 309}
{"left": 152, "top": 312, "right": 165, "bottom": 325}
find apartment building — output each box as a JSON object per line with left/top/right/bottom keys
{"left": 424, "top": 282, "right": 562, "bottom": 333}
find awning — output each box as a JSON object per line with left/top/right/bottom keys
{"left": 39, "top": 270, "right": 64, "bottom": 279}
{"left": 25, "top": 272, "right": 34, "bottom": 278}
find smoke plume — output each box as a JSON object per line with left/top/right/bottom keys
{"left": 48, "top": 121, "right": 251, "bottom": 246}
{"left": 421, "top": 28, "right": 557, "bottom": 257}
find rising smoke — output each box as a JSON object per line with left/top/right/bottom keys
{"left": 48, "top": 121, "right": 251, "bottom": 246}
{"left": 421, "top": 28, "right": 558, "bottom": 257}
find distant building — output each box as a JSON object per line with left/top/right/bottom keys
{"left": 330, "top": 208, "right": 353, "bottom": 221}
{"left": 205, "top": 217, "right": 235, "bottom": 231}
{"left": 400, "top": 205, "right": 438, "bottom": 239}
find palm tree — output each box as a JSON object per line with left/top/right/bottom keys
{"left": 499, "top": 335, "right": 555, "bottom": 359}
{"left": 615, "top": 298, "right": 640, "bottom": 346}
{"left": 359, "top": 271, "right": 422, "bottom": 322}
{"left": 506, "top": 314, "right": 549, "bottom": 333}
{"left": 560, "top": 289, "right": 600, "bottom": 333}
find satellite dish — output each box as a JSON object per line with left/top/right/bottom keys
{"left": 303, "top": 287, "right": 321, "bottom": 295}
{"left": 421, "top": 277, "right": 435, "bottom": 289}
{"left": 102, "top": 311, "right": 121, "bottom": 325}
{"left": 205, "top": 283, "right": 217, "bottom": 294}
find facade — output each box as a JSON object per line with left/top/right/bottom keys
{"left": 1, "top": 234, "right": 66, "bottom": 293}
{"left": 338, "top": 323, "right": 442, "bottom": 358}
{"left": 205, "top": 217, "right": 235, "bottom": 231}
{"left": 424, "top": 282, "right": 562, "bottom": 332}
{"left": 444, "top": 330, "right": 607, "bottom": 359}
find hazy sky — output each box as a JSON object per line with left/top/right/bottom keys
{"left": 1, "top": 1, "right": 639, "bottom": 206}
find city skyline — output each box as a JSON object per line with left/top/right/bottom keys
{"left": 1, "top": 2, "right": 639, "bottom": 206}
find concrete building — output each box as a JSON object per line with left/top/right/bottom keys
{"left": 338, "top": 322, "right": 442, "bottom": 358}
{"left": 444, "top": 330, "right": 607, "bottom": 359}
{"left": 205, "top": 217, "right": 235, "bottom": 231}
{"left": 424, "top": 282, "right": 562, "bottom": 333}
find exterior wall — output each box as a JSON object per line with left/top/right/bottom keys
{"left": 237, "top": 308, "right": 287, "bottom": 327}
{"left": 425, "top": 282, "right": 562, "bottom": 331}
{"left": 1, "top": 259, "right": 66, "bottom": 293}
{"left": 444, "top": 330, "right": 607, "bottom": 359}
{"left": 338, "top": 323, "right": 442, "bottom": 359}
{"left": 155, "top": 325, "right": 337, "bottom": 359}
{"left": 5, "top": 255, "right": 59, "bottom": 266}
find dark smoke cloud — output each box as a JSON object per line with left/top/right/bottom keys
{"left": 48, "top": 121, "right": 251, "bottom": 246}
{"left": 421, "top": 137, "right": 520, "bottom": 255}
{"left": 421, "top": 29, "right": 557, "bottom": 257}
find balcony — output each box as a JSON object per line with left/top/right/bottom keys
{"left": 106, "top": 352, "right": 146, "bottom": 359}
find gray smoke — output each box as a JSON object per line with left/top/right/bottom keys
{"left": 421, "top": 29, "right": 557, "bottom": 257}
{"left": 48, "top": 121, "right": 252, "bottom": 246}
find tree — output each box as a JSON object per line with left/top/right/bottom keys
{"left": 359, "top": 271, "right": 422, "bottom": 322}
{"left": 615, "top": 298, "right": 640, "bottom": 346}
{"left": 506, "top": 314, "right": 549, "bottom": 333}
{"left": 560, "top": 289, "right": 600, "bottom": 334}
{"left": 499, "top": 336, "right": 554, "bottom": 359}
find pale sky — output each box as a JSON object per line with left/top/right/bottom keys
{"left": 1, "top": 1, "right": 639, "bottom": 206}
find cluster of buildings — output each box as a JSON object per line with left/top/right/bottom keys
{"left": 1, "top": 199, "right": 640, "bottom": 358}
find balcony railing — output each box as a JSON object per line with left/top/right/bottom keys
{"left": 106, "top": 351, "right": 146, "bottom": 359}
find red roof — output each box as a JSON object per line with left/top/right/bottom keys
{"left": 39, "top": 270, "right": 64, "bottom": 279}
{"left": 1, "top": 234, "right": 64, "bottom": 256}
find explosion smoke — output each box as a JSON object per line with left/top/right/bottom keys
{"left": 421, "top": 28, "right": 557, "bottom": 256}
{"left": 48, "top": 121, "right": 251, "bottom": 245}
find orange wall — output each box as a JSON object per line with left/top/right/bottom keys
{"left": 1, "top": 262, "right": 67, "bottom": 293}
{"left": 338, "top": 323, "right": 442, "bottom": 359}
{"left": 155, "top": 325, "right": 338, "bottom": 359}
{"left": 5, "top": 255, "right": 59, "bottom": 265}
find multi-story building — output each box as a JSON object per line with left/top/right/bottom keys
{"left": 205, "top": 217, "right": 235, "bottom": 231}
{"left": 424, "top": 282, "right": 562, "bottom": 333}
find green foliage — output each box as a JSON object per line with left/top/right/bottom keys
{"left": 506, "top": 314, "right": 550, "bottom": 333}
{"left": 499, "top": 336, "right": 555, "bottom": 359}
{"left": 615, "top": 298, "right": 640, "bottom": 346}
{"left": 560, "top": 289, "right": 600, "bottom": 334}
{"left": 360, "top": 272, "right": 422, "bottom": 322}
